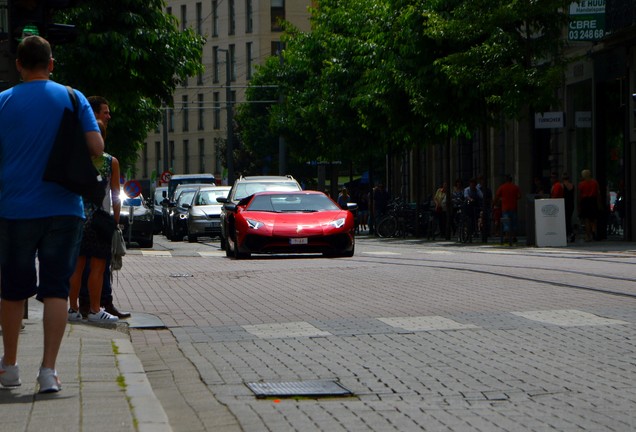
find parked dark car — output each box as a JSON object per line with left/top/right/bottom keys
{"left": 119, "top": 192, "right": 154, "bottom": 248}
{"left": 166, "top": 187, "right": 198, "bottom": 241}
{"left": 152, "top": 186, "right": 168, "bottom": 234}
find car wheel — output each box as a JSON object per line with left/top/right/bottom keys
{"left": 220, "top": 235, "right": 226, "bottom": 250}
{"left": 225, "top": 235, "right": 233, "bottom": 257}
{"left": 138, "top": 237, "right": 154, "bottom": 248}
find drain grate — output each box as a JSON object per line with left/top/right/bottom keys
{"left": 247, "top": 380, "right": 352, "bottom": 398}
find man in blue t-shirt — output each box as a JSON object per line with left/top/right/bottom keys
{"left": 0, "top": 36, "right": 104, "bottom": 393}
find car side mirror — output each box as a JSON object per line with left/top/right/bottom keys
{"left": 183, "top": 203, "right": 191, "bottom": 209}
{"left": 224, "top": 203, "right": 237, "bottom": 212}
{"left": 217, "top": 196, "right": 228, "bottom": 204}
{"left": 347, "top": 202, "right": 358, "bottom": 212}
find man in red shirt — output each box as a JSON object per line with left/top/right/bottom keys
{"left": 550, "top": 172, "right": 564, "bottom": 199}
{"left": 495, "top": 174, "right": 521, "bottom": 245}
{"left": 578, "top": 169, "right": 601, "bottom": 241}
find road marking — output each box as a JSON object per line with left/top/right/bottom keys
{"left": 141, "top": 250, "right": 172, "bottom": 257}
{"left": 511, "top": 309, "right": 630, "bottom": 327}
{"left": 198, "top": 251, "right": 226, "bottom": 257}
{"left": 362, "top": 251, "right": 402, "bottom": 256}
{"left": 418, "top": 250, "right": 454, "bottom": 255}
{"left": 243, "top": 322, "right": 332, "bottom": 339}
{"left": 378, "top": 316, "right": 479, "bottom": 331}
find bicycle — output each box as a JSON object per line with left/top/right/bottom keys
{"left": 376, "top": 198, "right": 426, "bottom": 238}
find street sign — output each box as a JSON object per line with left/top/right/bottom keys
{"left": 160, "top": 170, "right": 172, "bottom": 184}
{"left": 124, "top": 180, "right": 142, "bottom": 198}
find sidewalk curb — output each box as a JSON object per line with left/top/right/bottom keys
{"left": 116, "top": 335, "right": 173, "bottom": 432}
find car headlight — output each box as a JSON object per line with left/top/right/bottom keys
{"left": 327, "top": 218, "right": 346, "bottom": 229}
{"left": 246, "top": 219, "right": 264, "bottom": 230}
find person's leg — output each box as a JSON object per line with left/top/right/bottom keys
{"left": 36, "top": 216, "right": 82, "bottom": 381}
{"left": 41, "top": 297, "right": 68, "bottom": 370}
{"left": 87, "top": 257, "right": 107, "bottom": 314}
{"left": 68, "top": 256, "right": 87, "bottom": 311}
{"left": 1, "top": 299, "right": 25, "bottom": 365}
{"left": 0, "top": 218, "right": 39, "bottom": 371}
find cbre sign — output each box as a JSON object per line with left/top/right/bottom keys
{"left": 568, "top": 0, "right": 606, "bottom": 41}
{"left": 535, "top": 112, "right": 565, "bottom": 129}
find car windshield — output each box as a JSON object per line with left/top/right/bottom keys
{"left": 247, "top": 194, "right": 340, "bottom": 213}
{"left": 177, "top": 190, "right": 196, "bottom": 206}
{"left": 195, "top": 189, "right": 229, "bottom": 205}
{"left": 154, "top": 189, "right": 167, "bottom": 205}
{"left": 234, "top": 182, "right": 300, "bottom": 201}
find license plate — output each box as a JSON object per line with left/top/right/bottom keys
{"left": 290, "top": 238, "right": 308, "bottom": 245}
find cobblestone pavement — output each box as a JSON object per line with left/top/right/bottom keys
{"left": 119, "top": 237, "right": 636, "bottom": 431}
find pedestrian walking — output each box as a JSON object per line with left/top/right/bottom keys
{"left": 562, "top": 173, "right": 575, "bottom": 242}
{"left": 0, "top": 36, "right": 104, "bottom": 393}
{"left": 578, "top": 169, "right": 601, "bottom": 241}
{"left": 495, "top": 174, "right": 521, "bottom": 246}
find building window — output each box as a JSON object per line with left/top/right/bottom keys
{"left": 271, "top": 0, "right": 284, "bottom": 32}
{"left": 213, "top": 92, "right": 220, "bottom": 129}
{"left": 183, "top": 140, "right": 190, "bottom": 173}
{"left": 246, "top": 42, "right": 253, "bottom": 80}
{"left": 229, "top": 44, "right": 236, "bottom": 81}
{"left": 246, "top": 0, "right": 253, "bottom": 33}
{"left": 212, "top": 0, "right": 218, "bottom": 37}
{"left": 168, "top": 108, "right": 174, "bottom": 132}
{"left": 228, "top": 0, "right": 235, "bottom": 35}
{"left": 197, "top": 70, "right": 203, "bottom": 85}
{"left": 197, "top": 93, "right": 204, "bottom": 130}
{"left": 198, "top": 138, "right": 205, "bottom": 172}
{"left": 271, "top": 40, "right": 285, "bottom": 56}
{"left": 196, "top": 2, "right": 202, "bottom": 35}
{"left": 155, "top": 141, "right": 161, "bottom": 176}
{"left": 169, "top": 140, "right": 175, "bottom": 170}
{"left": 180, "top": 5, "right": 187, "bottom": 31}
{"left": 213, "top": 46, "right": 219, "bottom": 83}
{"left": 182, "top": 95, "right": 189, "bottom": 132}
{"left": 166, "top": 6, "right": 172, "bottom": 15}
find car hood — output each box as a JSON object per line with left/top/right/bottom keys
{"left": 244, "top": 210, "right": 349, "bottom": 235}
{"left": 191, "top": 204, "right": 223, "bottom": 216}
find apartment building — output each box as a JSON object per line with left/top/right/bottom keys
{"left": 137, "top": 0, "right": 311, "bottom": 185}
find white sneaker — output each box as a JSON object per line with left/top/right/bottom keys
{"left": 37, "top": 368, "right": 61, "bottom": 393}
{"left": 68, "top": 308, "right": 83, "bottom": 322}
{"left": 0, "top": 358, "right": 21, "bottom": 388}
{"left": 87, "top": 308, "right": 119, "bottom": 323}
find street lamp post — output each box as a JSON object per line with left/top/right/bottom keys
{"left": 218, "top": 48, "right": 235, "bottom": 185}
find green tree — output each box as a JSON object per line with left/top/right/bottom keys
{"left": 52, "top": 0, "right": 205, "bottom": 172}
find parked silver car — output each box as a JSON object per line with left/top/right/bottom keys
{"left": 186, "top": 186, "right": 231, "bottom": 242}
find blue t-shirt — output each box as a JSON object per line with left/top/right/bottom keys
{"left": 0, "top": 80, "right": 99, "bottom": 219}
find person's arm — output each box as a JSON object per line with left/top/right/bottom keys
{"left": 85, "top": 131, "right": 104, "bottom": 157}
{"left": 110, "top": 157, "right": 121, "bottom": 224}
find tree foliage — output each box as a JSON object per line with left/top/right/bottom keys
{"left": 51, "top": 0, "right": 205, "bottom": 172}
{"left": 236, "top": 0, "right": 569, "bottom": 171}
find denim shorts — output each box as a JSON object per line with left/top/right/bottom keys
{"left": 501, "top": 210, "right": 518, "bottom": 233}
{"left": 0, "top": 216, "right": 83, "bottom": 301}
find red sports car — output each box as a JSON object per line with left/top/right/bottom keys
{"left": 223, "top": 190, "right": 356, "bottom": 259}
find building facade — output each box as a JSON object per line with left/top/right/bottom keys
{"left": 136, "top": 0, "right": 311, "bottom": 185}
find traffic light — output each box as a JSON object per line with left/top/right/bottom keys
{"left": 7, "top": 0, "right": 79, "bottom": 52}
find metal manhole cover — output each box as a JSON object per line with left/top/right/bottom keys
{"left": 247, "top": 380, "right": 352, "bottom": 398}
